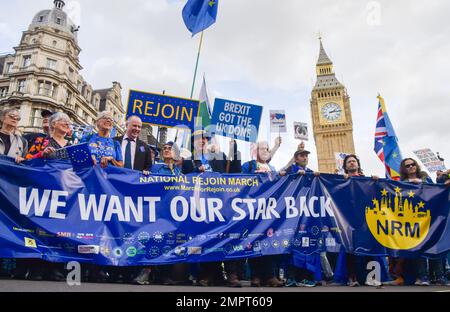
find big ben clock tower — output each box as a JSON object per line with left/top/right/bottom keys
{"left": 311, "top": 38, "right": 356, "bottom": 173}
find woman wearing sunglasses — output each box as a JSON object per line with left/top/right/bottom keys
{"left": 399, "top": 158, "right": 448, "bottom": 286}
{"left": 0, "top": 108, "right": 27, "bottom": 164}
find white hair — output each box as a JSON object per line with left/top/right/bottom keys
{"left": 49, "top": 112, "right": 71, "bottom": 131}
{"left": 96, "top": 111, "right": 114, "bottom": 122}
{"left": 126, "top": 115, "right": 142, "bottom": 126}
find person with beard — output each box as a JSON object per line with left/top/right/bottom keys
{"left": 341, "top": 154, "right": 383, "bottom": 287}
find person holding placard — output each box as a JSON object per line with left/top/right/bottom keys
{"left": 242, "top": 141, "right": 284, "bottom": 287}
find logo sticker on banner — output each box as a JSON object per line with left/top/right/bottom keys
{"left": 210, "top": 98, "right": 263, "bottom": 142}
{"left": 126, "top": 90, "right": 200, "bottom": 130}
{"left": 366, "top": 187, "right": 431, "bottom": 250}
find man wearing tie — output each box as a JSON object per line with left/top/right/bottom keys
{"left": 115, "top": 115, "right": 152, "bottom": 172}
{"left": 113, "top": 115, "right": 152, "bottom": 283}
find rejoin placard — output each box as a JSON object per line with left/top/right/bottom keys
{"left": 126, "top": 90, "right": 200, "bottom": 130}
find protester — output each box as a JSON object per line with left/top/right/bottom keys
{"left": 22, "top": 112, "right": 73, "bottom": 280}
{"left": 0, "top": 108, "right": 27, "bottom": 280}
{"left": 187, "top": 130, "right": 241, "bottom": 174}
{"left": 114, "top": 116, "right": 152, "bottom": 172}
{"left": 27, "top": 112, "right": 72, "bottom": 160}
{"left": 82, "top": 111, "right": 123, "bottom": 168}
{"left": 151, "top": 142, "right": 182, "bottom": 175}
{"left": 0, "top": 108, "right": 27, "bottom": 163}
{"left": 341, "top": 154, "right": 383, "bottom": 287}
{"left": 113, "top": 116, "right": 153, "bottom": 284}
{"left": 185, "top": 130, "right": 243, "bottom": 287}
{"left": 437, "top": 169, "right": 450, "bottom": 187}
{"left": 24, "top": 109, "right": 53, "bottom": 156}
{"left": 150, "top": 141, "right": 190, "bottom": 285}
{"left": 279, "top": 148, "right": 319, "bottom": 287}
{"left": 79, "top": 111, "right": 123, "bottom": 282}
{"left": 399, "top": 158, "right": 448, "bottom": 286}
{"left": 242, "top": 141, "right": 284, "bottom": 287}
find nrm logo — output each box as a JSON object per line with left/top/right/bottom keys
{"left": 365, "top": 187, "right": 431, "bottom": 250}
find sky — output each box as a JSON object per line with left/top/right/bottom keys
{"left": 1, "top": 0, "right": 449, "bottom": 177}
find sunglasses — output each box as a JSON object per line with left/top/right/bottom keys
{"left": 163, "top": 146, "right": 173, "bottom": 151}
{"left": 405, "top": 163, "right": 416, "bottom": 169}
{"left": 8, "top": 114, "right": 21, "bottom": 121}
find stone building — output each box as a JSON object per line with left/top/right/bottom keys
{"left": 0, "top": 0, "right": 125, "bottom": 135}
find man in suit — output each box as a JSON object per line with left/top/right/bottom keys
{"left": 114, "top": 115, "right": 152, "bottom": 172}
{"left": 111, "top": 115, "right": 153, "bottom": 284}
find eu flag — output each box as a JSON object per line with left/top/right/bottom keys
{"left": 66, "top": 143, "right": 94, "bottom": 170}
{"left": 374, "top": 95, "right": 403, "bottom": 180}
{"left": 182, "top": 0, "right": 219, "bottom": 36}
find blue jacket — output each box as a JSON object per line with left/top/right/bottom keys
{"left": 151, "top": 163, "right": 181, "bottom": 175}
{"left": 242, "top": 160, "right": 276, "bottom": 174}
{"left": 286, "top": 163, "right": 314, "bottom": 174}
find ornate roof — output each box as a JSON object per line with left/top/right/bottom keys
{"left": 29, "top": 1, "right": 78, "bottom": 41}
{"left": 314, "top": 74, "right": 343, "bottom": 90}
{"left": 317, "top": 39, "right": 332, "bottom": 65}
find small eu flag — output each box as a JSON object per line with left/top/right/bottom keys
{"left": 182, "top": 0, "right": 219, "bottom": 36}
{"left": 66, "top": 143, "right": 94, "bottom": 170}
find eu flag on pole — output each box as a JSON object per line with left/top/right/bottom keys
{"left": 66, "top": 143, "right": 94, "bottom": 170}
{"left": 182, "top": 0, "right": 219, "bottom": 36}
{"left": 374, "top": 95, "right": 403, "bottom": 180}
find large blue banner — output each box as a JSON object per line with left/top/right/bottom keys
{"left": 0, "top": 157, "right": 449, "bottom": 266}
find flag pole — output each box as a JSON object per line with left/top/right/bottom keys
{"left": 178, "top": 31, "right": 204, "bottom": 147}
{"left": 190, "top": 31, "right": 205, "bottom": 99}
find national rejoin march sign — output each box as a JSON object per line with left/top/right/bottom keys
{"left": 0, "top": 157, "right": 449, "bottom": 266}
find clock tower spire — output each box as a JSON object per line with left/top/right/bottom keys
{"left": 310, "top": 38, "right": 356, "bottom": 173}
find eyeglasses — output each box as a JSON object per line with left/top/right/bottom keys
{"left": 7, "top": 114, "right": 21, "bottom": 121}
{"left": 405, "top": 163, "right": 416, "bottom": 169}
{"left": 163, "top": 146, "right": 173, "bottom": 151}
{"left": 99, "top": 118, "right": 113, "bottom": 122}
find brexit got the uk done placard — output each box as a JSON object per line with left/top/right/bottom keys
{"left": 211, "top": 98, "right": 263, "bottom": 143}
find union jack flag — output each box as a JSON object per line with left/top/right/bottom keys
{"left": 374, "top": 95, "right": 402, "bottom": 180}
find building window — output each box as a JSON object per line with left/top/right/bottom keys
{"left": 56, "top": 18, "right": 62, "bottom": 25}
{"left": 39, "top": 16, "right": 44, "bottom": 22}
{"left": 66, "top": 91, "right": 73, "bottom": 105}
{"left": 17, "top": 79, "right": 26, "bottom": 93}
{"left": 38, "top": 80, "right": 57, "bottom": 97}
{"left": 0, "top": 87, "right": 8, "bottom": 97}
{"left": 29, "top": 108, "right": 42, "bottom": 128}
{"left": 68, "top": 67, "right": 74, "bottom": 80}
{"left": 5, "top": 62, "right": 13, "bottom": 74}
{"left": 22, "top": 55, "right": 31, "bottom": 68}
{"left": 46, "top": 58, "right": 57, "bottom": 70}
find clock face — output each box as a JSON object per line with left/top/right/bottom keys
{"left": 321, "top": 102, "right": 342, "bottom": 122}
